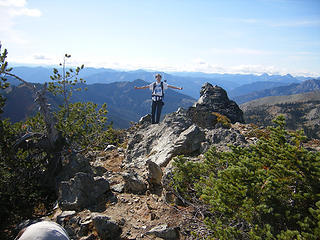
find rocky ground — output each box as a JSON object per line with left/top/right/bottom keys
{"left": 55, "top": 149, "right": 203, "bottom": 240}
{"left": 13, "top": 83, "right": 320, "bottom": 240}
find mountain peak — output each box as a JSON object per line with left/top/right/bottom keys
{"left": 198, "top": 82, "right": 229, "bottom": 104}
{"left": 187, "top": 83, "right": 244, "bottom": 129}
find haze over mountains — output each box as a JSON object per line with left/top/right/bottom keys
{"left": 2, "top": 79, "right": 195, "bottom": 128}
{"left": 234, "top": 79, "right": 320, "bottom": 104}
{"left": 3, "top": 66, "right": 320, "bottom": 130}
{"left": 9, "top": 66, "right": 311, "bottom": 99}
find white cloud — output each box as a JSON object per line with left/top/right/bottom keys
{"left": 178, "top": 59, "right": 320, "bottom": 77}
{"left": 8, "top": 52, "right": 320, "bottom": 78}
{"left": 33, "top": 54, "right": 51, "bottom": 61}
{"left": 0, "top": 0, "right": 26, "bottom": 7}
{"left": 210, "top": 48, "right": 273, "bottom": 56}
{"left": 9, "top": 7, "right": 42, "bottom": 17}
{"left": 270, "top": 20, "right": 320, "bottom": 27}
{"left": 0, "top": 0, "right": 42, "bottom": 44}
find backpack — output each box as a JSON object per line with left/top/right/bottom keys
{"left": 152, "top": 81, "right": 164, "bottom": 99}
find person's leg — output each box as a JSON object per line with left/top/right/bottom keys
{"left": 151, "top": 101, "right": 156, "bottom": 124}
{"left": 155, "top": 101, "right": 163, "bottom": 123}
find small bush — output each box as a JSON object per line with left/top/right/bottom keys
{"left": 212, "top": 112, "right": 231, "bottom": 128}
{"left": 55, "top": 102, "right": 123, "bottom": 151}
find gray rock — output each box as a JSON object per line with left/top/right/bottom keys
{"left": 58, "top": 154, "right": 93, "bottom": 182}
{"left": 91, "top": 213, "right": 122, "bottom": 240}
{"left": 122, "top": 171, "right": 147, "bottom": 194}
{"left": 173, "top": 124, "right": 205, "bottom": 155}
{"left": 145, "top": 224, "right": 179, "bottom": 240}
{"left": 188, "top": 83, "right": 244, "bottom": 128}
{"left": 146, "top": 160, "right": 163, "bottom": 185}
{"left": 139, "top": 114, "right": 152, "bottom": 125}
{"left": 161, "top": 162, "right": 177, "bottom": 203}
{"left": 125, "top": 109, "right": 193, "bottom": 169}
{"left": 59, "top": 172, "right": 110, "bottom": 211}
{"left": 111, "top": 183, "right": 125, "bottom": 193}
{"left": 206, "top": 127, "right": 248, "bottom": 151}
{"left": 56, "top": 211, "right": 77, "bottom": 224}
{"left": 104, "top": 144, "right": 116, "bottom": 151}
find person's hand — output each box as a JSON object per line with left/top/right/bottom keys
{"left": 134, "top": 86, "right": 138, "bottom": 89}
{"left": 179, "top": 87, "right": 183, "bottom": 90}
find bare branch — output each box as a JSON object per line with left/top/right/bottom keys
{"left": 5, "top": 72, "right": 36, "bottom": 90}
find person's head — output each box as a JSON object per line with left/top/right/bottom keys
{"left": 155, "top": 73, "right": 162, "bottom": 82}
{"left": 15, "top": 221, "right": 69, "bottom": 240}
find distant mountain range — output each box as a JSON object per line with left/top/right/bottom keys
{"left": 241, "top": 91, "right": 320, "bottom": 140}
{"left": 4, "top": 66, "right": 320, "bottom": 131}
{"left": 228, "top": 81, "right": 293, "bottom": 98}
{"left": 9, "top": 66, "right": 311, "bottom": 99}
{"left": 71, "top": 79, "right": 195, "bottom": 128}
{"left": 2, "top": 80, "right": 195, "bottom": 128}
{"left": 233, "top": 79, "right": 320, "bottom": 104}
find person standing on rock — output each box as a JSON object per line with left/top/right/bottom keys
{"left": 134, "top": 73, "right": 183, "bottom": 124}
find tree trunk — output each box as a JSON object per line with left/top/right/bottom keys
{"left": 7, "top": 73, "right": 60, "bottom": 149}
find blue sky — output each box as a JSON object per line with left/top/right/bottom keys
{"left": 1, "top": 0, "right": 319, "bottom": 76}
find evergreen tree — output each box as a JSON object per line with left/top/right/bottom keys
{"left": 0, "top": 48, "right": 123, "bottom": 238}
{"left": 172, "top": 116, "right": 320, "bottom": 239}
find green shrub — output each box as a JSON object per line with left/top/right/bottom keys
{"left": 0, "top": 119, "right": 56, "bottom": 233}
{"left": 55, "top": 101, "right": 123, "bottom": 151}
{"left": 212, "top": 112, "right": 231, "bottom": 128}
{"left": 172, "top": 116, "right": 320, "bottom": 239}
{"left": 245, "top": 123, "right": 271, "bottom": 139}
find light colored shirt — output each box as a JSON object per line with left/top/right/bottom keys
{"left": 17, "top": 221, "right": 70, "bottom": 240}
{"left": 148, "top": 81, "right": 168, "bottom": 101}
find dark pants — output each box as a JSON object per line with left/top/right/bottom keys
{"left": 151, "top": 100, "right": 163, "bottom": 124}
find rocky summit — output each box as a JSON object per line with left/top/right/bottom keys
{"left": 15, "top": 83, "right": 251, "bottom": 240}
{"left": 124, "top": 82, "right": 247, "bottom": 191}
{"left": 187, "top": 83, "right": 244, "bottom": 128}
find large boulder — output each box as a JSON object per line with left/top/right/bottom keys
{"left": 173, "top": 124, "right": 205, "bottom": 155}
{"left": 57, "top": 153, "right": 93, "bottom": 182}
{"left": 187, "top": 83, "right": 244, "bottom": 128}
{"left": 91, "top": 213, "right": 122, "bottom": 240}
{"left": 122, "top": 171, "right": 147, "bottom": 194}
{"left": 146, "top": 160, "right": 163, "bottom": 186}
{"left": 59, "top": 172, "right": 110, "bottom": 211}
{"left": 125, "top": 108, "right": 193, "bottom": 169}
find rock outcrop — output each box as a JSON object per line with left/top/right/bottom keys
{"left": 123, "top": 83, "right": 246, "bottom": 191}
{"left": 59, "top": 172, "right": 111, "bottom": 211}
{"left": 187, "top": 83, "right": 244, "bottom": 128}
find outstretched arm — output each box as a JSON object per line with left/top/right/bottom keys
{"left": 168, "top": 85, "right": 183, "bottom": 90}
{"left": 134, "top": 85, "right": 149, "bottom": 90}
